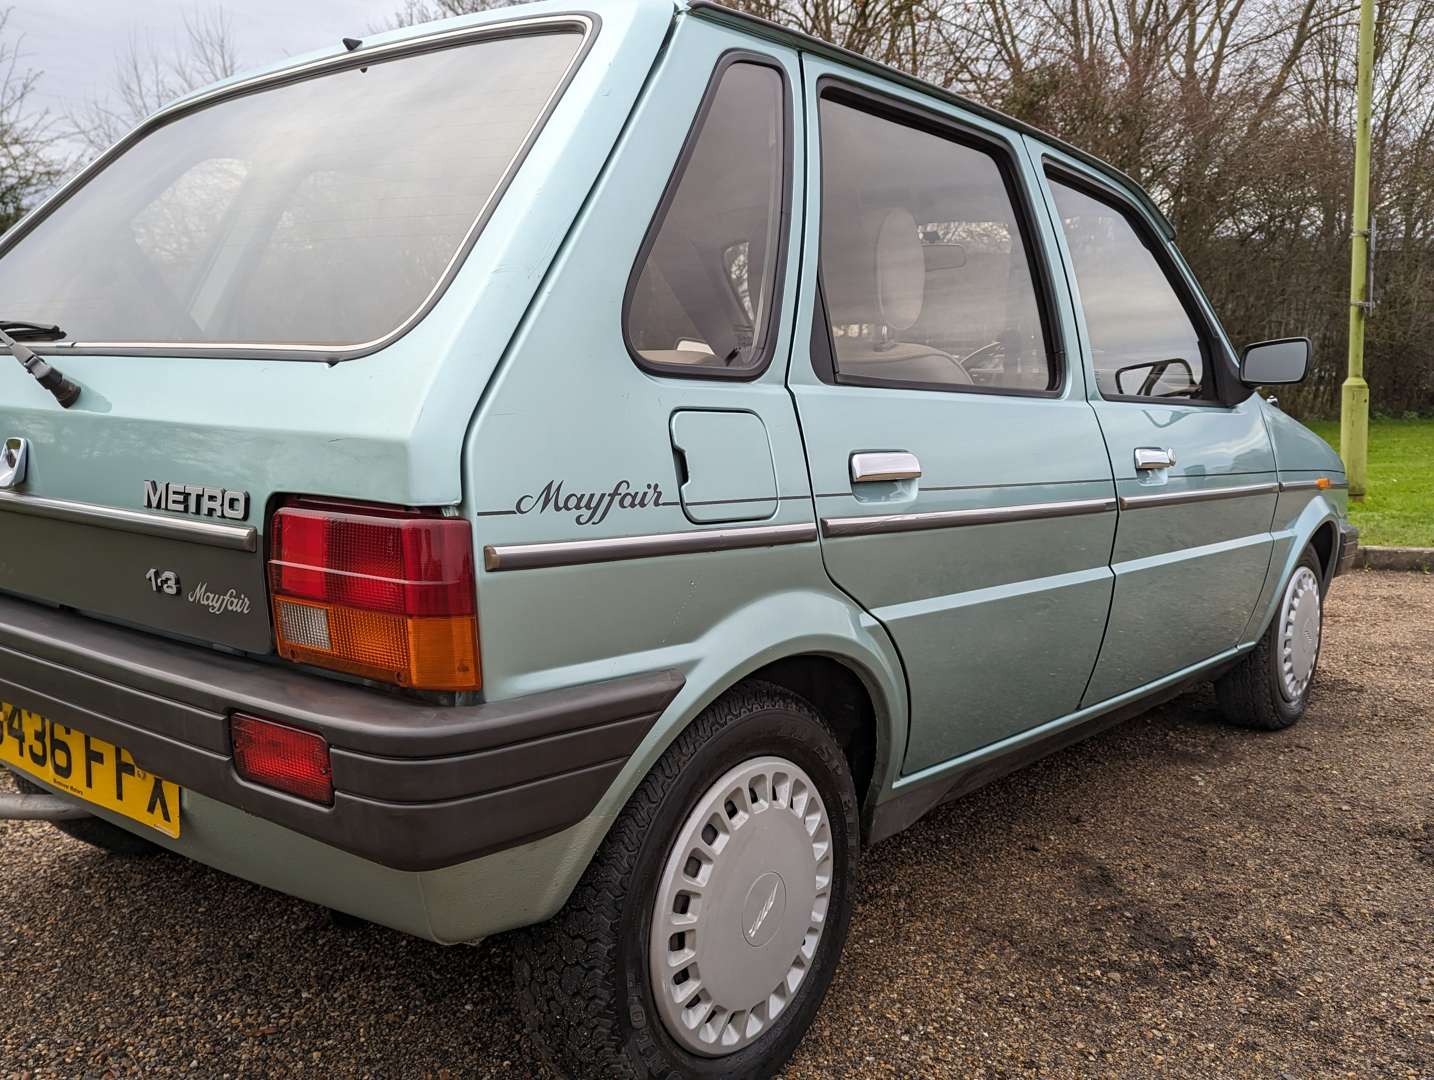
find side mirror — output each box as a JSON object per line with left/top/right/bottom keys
{"left": 1241, "top": 337, "right": 1310, "bottom": 386}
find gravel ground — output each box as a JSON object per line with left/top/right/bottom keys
{"left": 2, "top": 570, "right": 1431, "bottom": 1079}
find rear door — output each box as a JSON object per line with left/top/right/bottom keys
{"left": 1034, "top": 156, "right": 1278, "bottom": 703}
{"left": 788, "top": 66, "right": 1118, "bottom": 774}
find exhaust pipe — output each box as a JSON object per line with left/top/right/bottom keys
{"left": 0, "top": 790, "right": 92, "bottom": 821}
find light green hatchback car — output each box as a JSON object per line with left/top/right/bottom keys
{"left": 0, "top": 1, "right": 1356, "bottom": 1075}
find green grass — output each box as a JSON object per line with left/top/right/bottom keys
{"left": 1306, "top": 418, "right": 1434, "bottom": 548}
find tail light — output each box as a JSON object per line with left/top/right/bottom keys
{"left": 231, "top": 713, "right": 334, "bottom": 804}
{"left": 268, "top": 498, "right": 481, "bottom": 691}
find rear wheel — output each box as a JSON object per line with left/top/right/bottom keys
{"left": 515, "top": 682, "right": 859, "bottom": 1079}
{"left": 10, "top": 774, "right": 161, "bottom": 856}
{"left": 1216, "top": 546, "right": 1325, "bottom": 731}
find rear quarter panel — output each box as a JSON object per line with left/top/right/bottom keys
{"left": 444, "top": 16, "right": 909, "bottom": 938}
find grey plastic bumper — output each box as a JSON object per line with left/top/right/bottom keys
{"left": 0, "top": 592, "right": 682, "bottom": 870}
{"left": 1336, "top": 521, "right": 1360, "bottom": 577}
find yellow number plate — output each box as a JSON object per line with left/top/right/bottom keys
{"left": 1, "top": 702, "right": 180, "bottom": 838}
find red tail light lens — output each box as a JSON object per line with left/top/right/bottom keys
{"left": 268, "top": 498, "right": 481, "bottom": 690}
{"left": 231, "top": 713, "right": 333, "bottom": 804}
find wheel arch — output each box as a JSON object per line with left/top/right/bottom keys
{"left": 423, "top": 587, "right": 909, "bottom": 942}
{"left": 738, "top": 653, "right": 887, "bottom": 831}
{"left": 1308, "top": 518, "right": 1339, "bottom": 589}
{"left": 600, "top": 595, "right": 908, "bottom": 881}
{"left": 1243, "top": 499, "right": 1343, "bottom": 646}
{"left": 617, "top": 589, "right": 909, "bottom": 841}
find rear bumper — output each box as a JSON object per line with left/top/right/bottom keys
{"left": 0, "top": 592, "right": 682, "bottom": 871}
{"left": 1335, "top": 521, "right": 1360, "bottom": 578}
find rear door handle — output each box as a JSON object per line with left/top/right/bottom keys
{"left": 851, "top": 451, "right": 921, "bottom": 483}
{"left": 1134, "top": 447, "right": 1176, "bottom": 471}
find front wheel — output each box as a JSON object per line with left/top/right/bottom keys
{"left": 515, "top": 682, "right": 860, "bottom": 1079}
{"left": 1216, "top": 546, "right": 1325, "bottom": 730}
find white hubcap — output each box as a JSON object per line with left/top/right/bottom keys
{"left": 649, "top": 756, "right": 833, "bottom": 1056}
{"left": 1279, "top": 566, "right": 1322, "bottom": 701}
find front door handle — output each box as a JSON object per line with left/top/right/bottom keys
{"left": 1134, "top": 446, "right": 1176, "bottom": 471}
{"left": 0, "top": 437, "right": 27, "bottom": 490}
{"left": 851, "top": 451, "right": 921, "bottom": 483}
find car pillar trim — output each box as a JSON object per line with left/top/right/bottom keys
{"left": 483, "top": 521, "right": 819, "bottom": 571}
{"left": 0, "top": 489, "right": 259, "bottom": 552}
{"left": 819, "top": 496, "right": 1117, "bottom": 539}
{"left": 1117, "top": 481, "right": 1280, "bottom": 511}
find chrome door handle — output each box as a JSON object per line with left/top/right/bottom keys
{"left": 1134, "top": 446, "right": 1176, "bottom": 471}
{"left": 0, "top": 437, "right": 27, "bottom": 490}
{"left": 850, "top": 451, "right": 921, "bottom": 483}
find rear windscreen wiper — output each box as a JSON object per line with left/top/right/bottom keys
{"left": 0, "top": 321, "right": 80, "bottom": 407}
{"left": 0, "top": 319, "right": 66, "bottom": 341}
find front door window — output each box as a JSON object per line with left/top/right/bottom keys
{"left": 1047, "top": 177, "right": 1211, "bottom": 402}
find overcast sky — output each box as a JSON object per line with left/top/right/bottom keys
{"left": 10, "top": 0, "right": 401, "bottom": 126}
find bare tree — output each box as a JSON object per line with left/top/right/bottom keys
{"left": 67, "top": 8, "right": 240, "bottom": 161}
{"left": 0, "top": 8, "right": 60, "bottom": 232}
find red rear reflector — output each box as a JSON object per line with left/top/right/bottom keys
{"left": 268, "top": 499, "right": 481, "bottom": 691}
{"left": 231, "top": 713, "right": 334, "bottom": 805}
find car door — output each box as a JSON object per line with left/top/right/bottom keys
{"left": 1034, "top": 154, "right": 1279, "bottom": 704}
{"left": 787, "top": 68, "right": 1118, "bottom": 774}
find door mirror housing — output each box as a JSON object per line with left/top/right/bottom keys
{"left": 1240, "top": 338, "right": 1310, "bottom": 386}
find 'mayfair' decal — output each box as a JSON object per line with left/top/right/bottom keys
{"left": 514, "top": 480, "right": 666, "bottom": 526}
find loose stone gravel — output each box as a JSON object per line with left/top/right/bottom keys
{"left": 2, "top": 570, "right": 1430, "bottom": 1078}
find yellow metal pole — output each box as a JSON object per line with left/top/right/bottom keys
{"left": 1340, "top": 0, "right": 1375, "bottom": 498}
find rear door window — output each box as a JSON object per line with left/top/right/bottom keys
{"left": 817, "top": 94, "right": 1057, "bottom": 394}
{"left": 625, "top": 58, "right": 789, "bottom": 377}
{"left": 0, "top": 27, "right": 586, "bottom": 350}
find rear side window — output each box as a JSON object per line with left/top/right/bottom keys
{"left": 1047, "top": 176, "right": 1211, "bottom": 401}
{"left": 625, "top": 59, "right": 788, "bottom": 376}
{"left": 0, "top": 28, "right": 585, "bottom": 350}
{"left": 817, "top": 94, "right": 1056, "bottom": 394}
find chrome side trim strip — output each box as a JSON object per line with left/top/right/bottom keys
{"left": 0, "top": 490, "right": 258, "bottom": 552}
{"left": 1118, "top": 481, "right": 1279, "bottom": 511}
{"left": 484, "top": 522, "right": 818, "bottom": 572}
{"left": 1278, "top": 478, "right": 1346, "bottom": 493}
{"left": 820, "top": 496, "right": 1116, "bottom": 539}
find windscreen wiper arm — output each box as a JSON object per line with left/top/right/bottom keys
{"left": 0, "top": 321, "right": 81, "bottom": 407}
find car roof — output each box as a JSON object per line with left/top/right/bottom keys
{"left": 685, "top": 1, "right": 1176, "bottom": 239}
{"left": 168, "top": 0, "right": 1173, "bottom": 240}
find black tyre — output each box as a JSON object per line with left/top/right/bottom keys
{"left": 11, "top": 773, "right": 162, "bottom": 856}
{"left": 515, "top": 681, "right": 860, "bottom": 1080}
{"left": 1215, "top": 546, "right": 1325, "bottom": 731}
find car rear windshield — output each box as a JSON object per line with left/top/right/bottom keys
{"left": 0, "top": 27, "right": 584, "bottom": 351}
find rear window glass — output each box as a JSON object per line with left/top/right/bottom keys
{"left": 0, "top": 29, "right": 583, "bottom": 350}
{"left": 625, "top": 61, "right": 787, "bottom": 375}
